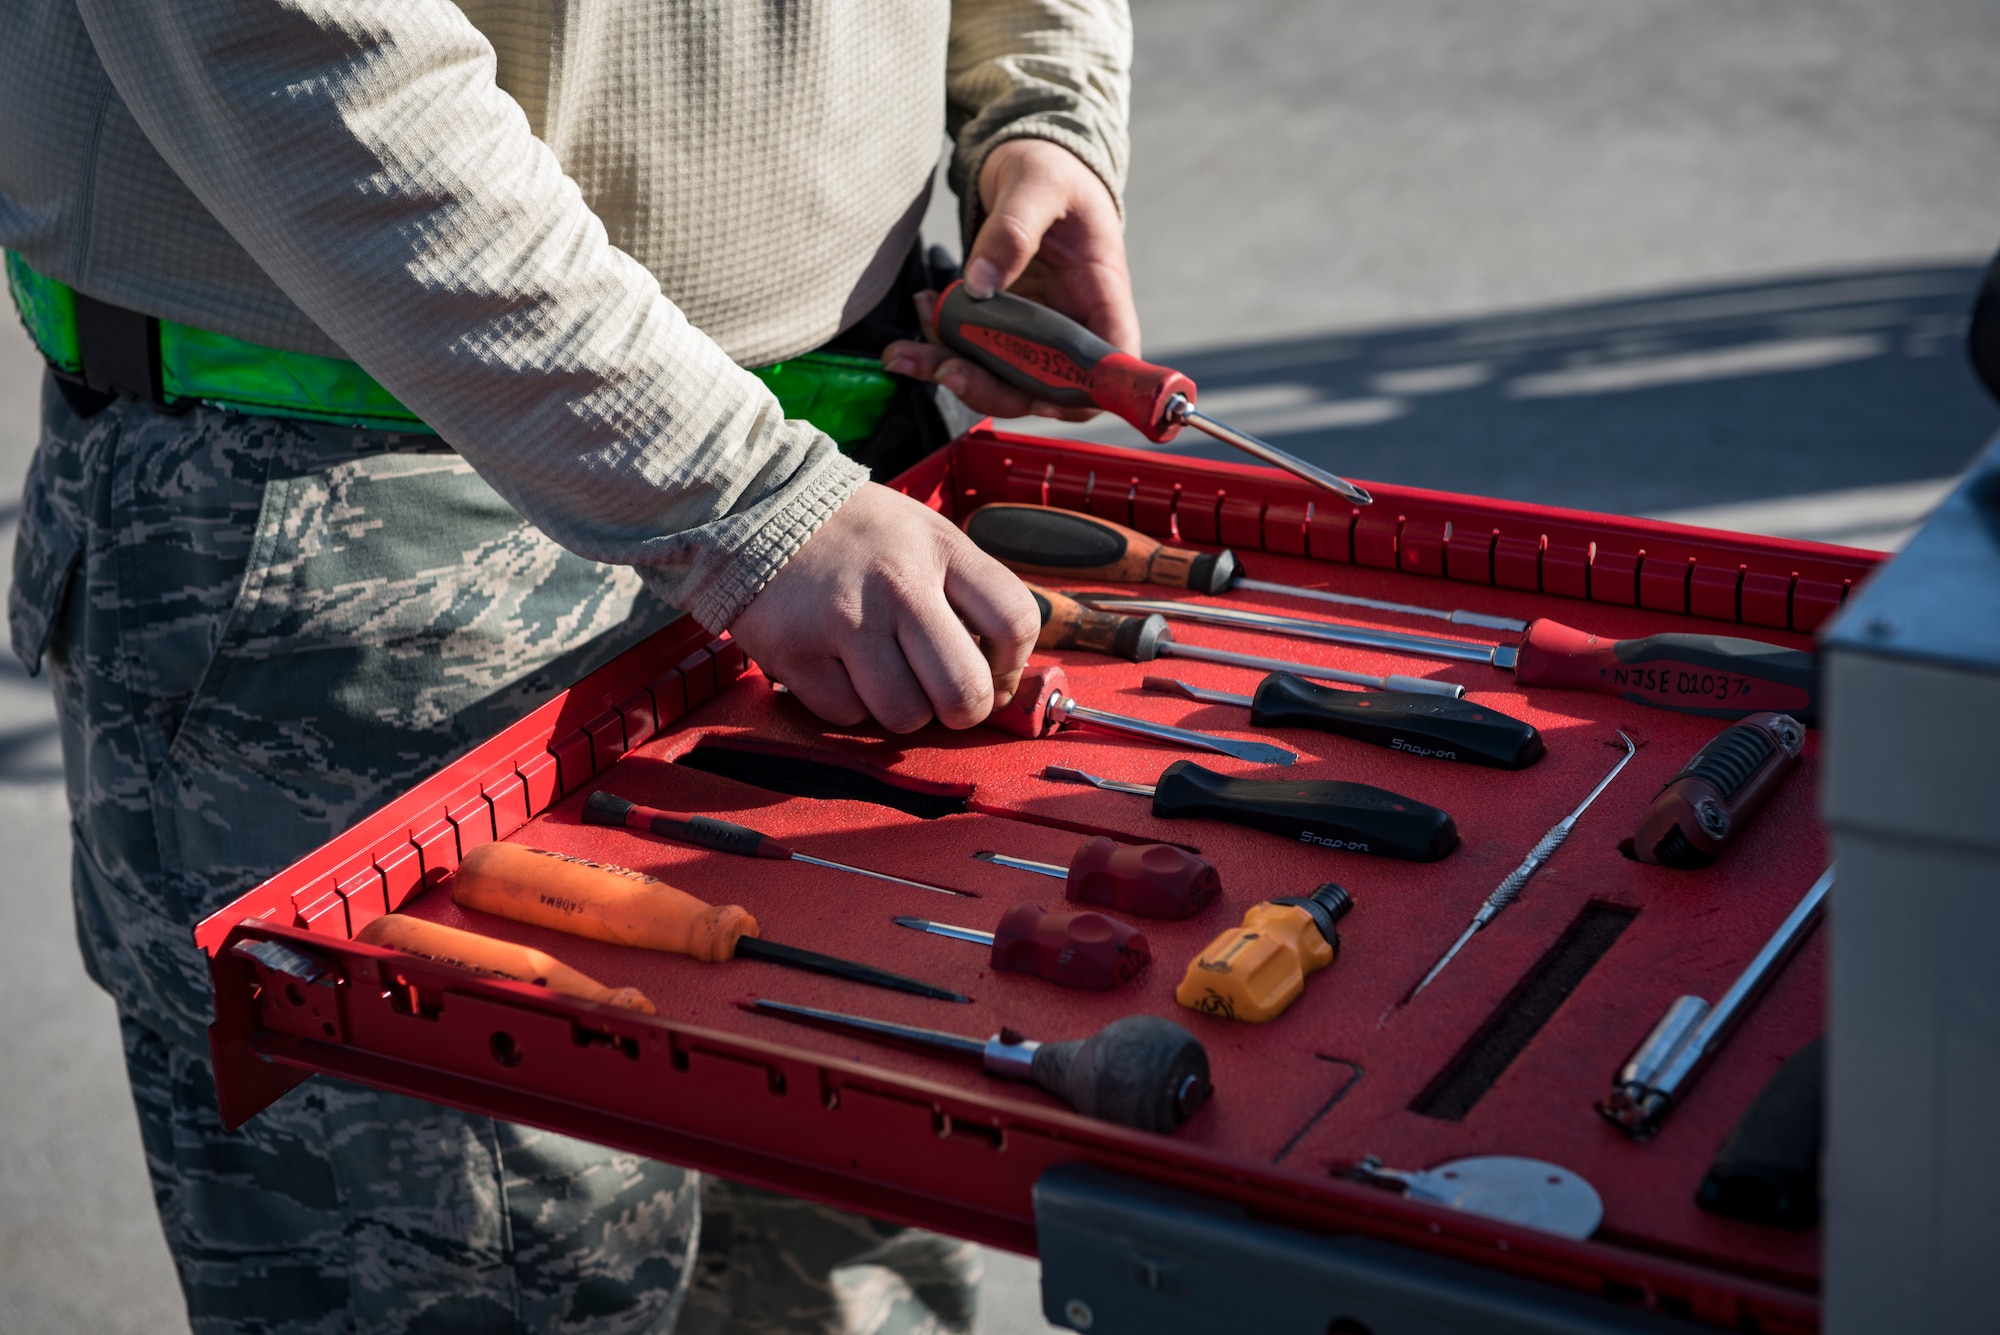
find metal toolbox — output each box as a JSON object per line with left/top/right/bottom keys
{"left": 200, "top": 425, "right": 1874, "bottom": 1333}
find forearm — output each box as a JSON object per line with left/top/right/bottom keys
{"left": 946, "top": 0, "right": 1134, "bottom": 242}
{"left": 74, "top": 0, "right": 865, "bottom": 631}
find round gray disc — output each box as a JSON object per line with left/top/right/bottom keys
{"left": 1400, "top": 1156, "right": 1604, "bottom": 1239}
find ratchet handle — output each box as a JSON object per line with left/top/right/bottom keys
{"left": 1151, "top": 760, "right": 1459, "bottom": 863}
{"left": 963, "top": 504, "right": 1239, "bottom": 595}
{"left": 1066, "top": 836, "right": 1222, "bottom": 920}
{"left": 1514, "top": 620, "right": 1818, "bottom": 722}
{"left": 1247, "top": 673, "right": 1545, "bottom": 770}
{"left": 934, "top": 282, "right": 1195, "bottom": 441}
{"left": 1029, "top": 585, "right": 1170, "bottom": 661}
{"left": 991, "top": 903, "right": 1151, "bottom": 991}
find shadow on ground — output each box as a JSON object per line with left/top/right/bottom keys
{"left": 1021, "top": 263, "right": 1998, "bottom": 516}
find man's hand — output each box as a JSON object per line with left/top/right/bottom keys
{"left": 883, "top": 138, "right": 1137, "bottom": 421}
{"left": 728, "top": 483, "right": 1041, "bottom": 733}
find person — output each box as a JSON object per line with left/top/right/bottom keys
{"left": 0, "top": 1, "right": 1138, "bottom": 1330}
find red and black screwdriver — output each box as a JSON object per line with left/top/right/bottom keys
{"left": 893, "top": 904, "right": 1151, "bottom": 992}
{"left": 583, "top": 791, "right": 976, "bottom": 897}
{"left": 933, "top": 284, "right": 1374, "bottom": 506}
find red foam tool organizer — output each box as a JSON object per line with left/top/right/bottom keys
{"left": 200, "top": 424, "right": 1874, "bottom": 1333}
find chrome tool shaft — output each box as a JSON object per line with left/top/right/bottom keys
{"left": 1046, "top": 689, "right": 1296, "bottom": 766}
{"left": 786, "top": 853, "right": 975, "bottom": 898}
{"left": 1043, "top": 765, "right": 1157, "bottom": 798}
{"left": 971, "top": 850, "right": 1069, "bottom": 880}
{"left": 1160, "top": 640, "right": 1465, "bottom": 698}
{"left": 1085, "top": 595, "right": 1516, "bottom": 668}
{"left": 1168, "top": 394, "right": 1373, "bottom": 507}
{"left": 1405, "top": 732, "right": 1639, "bottom": 1004}
{"left": 1232, "top": 578, "right": 1528, "bottom": 633}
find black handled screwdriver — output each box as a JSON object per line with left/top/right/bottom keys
{"left": 745, "top": 998, "right": 1212, "bottom": 1132}
{"left": 932, "top": 283, "right": 1372, "bottom": 506}
{"left": 1043, "top": 760, "right": 1458, "bottom": 862}
{"left": 1144, "top": 673, "right": 1545, "bottom": 770}
{"left": 965, "top": 503, "right": 1523, "bottom": 629}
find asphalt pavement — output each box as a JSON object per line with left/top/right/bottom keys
{"left": 4, "top": 2, "right": 1997, "bottom": 1331}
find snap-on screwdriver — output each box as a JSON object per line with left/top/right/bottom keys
{"left": 1085, "top": 595, "right": 1820, "bottom": 724}
{"left": 933, "top": 283, "right": 1372, "bottom": 506}
{"left": 971, "top": 838, "right": 1221, "bottom": 920}
{"left": 1401, "top": 732, "right": 1638, "bottom": 1006}
{"left": 1145, "top": 674, "right": 1545, "bottom": 770}
{"left": 452, "top": 842, "right": 970, "bottom": 1002}
{"left": 745, "top": 998, "right": 1212, "bottom": 1132}
{"left": 965, "top": 503, "right": 1523, "bottom": 629}
{"left": 583, "top": 790, "right": 974, "bottom": 896}
{"left": 893, "top": 905, "right": 1151, "bottom": 992}
{"left": 1176, "top": 884, "right": 1353, "bottom": 1023}
{"left": 983, "top": 664, "right": 1295, "bottom": 765}
{"left": 1045, "top": 760, "right": 1458, "bottom": 863}
{"left": 1030, "top": 585, "right": 1465, "bottom": 699}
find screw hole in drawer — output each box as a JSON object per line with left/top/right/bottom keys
{"left": 490, "top": 1031, "right": 523, "bottom": 1068}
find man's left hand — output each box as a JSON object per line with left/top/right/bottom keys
{"left": 882, "top": 138, "right": 1137, "bottom": 421}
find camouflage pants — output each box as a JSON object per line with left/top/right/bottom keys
{"left": 10, "top": 377, "right": 978, "bottom": 1334}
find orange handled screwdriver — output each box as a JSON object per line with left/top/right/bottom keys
{"left": 965, "top": 503, "right": 1523, "bottom": 629}
{"left": 933, "top": 283, "right": 1372, "bottom": 506}
{"left": 1176, "top": 884, "right": 1353, "bottom": 1023}
{"left": 355, "top": 913, "right": 656, "bottom": 1013}
{"left": 452, "top": 842, "right": 969, "bottom": 1002}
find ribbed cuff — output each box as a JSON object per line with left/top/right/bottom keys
{"left": 667, "top": 443, "right": 871, "bottom": 635}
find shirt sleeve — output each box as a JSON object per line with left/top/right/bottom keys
{"left": 946, "top": 0, "right": 1135, "bottom": 244}
{"left": 70, "top": 0, "right": 869, "bottom": 634}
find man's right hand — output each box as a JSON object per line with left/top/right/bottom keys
{"left": 727, "top": 482, "right": 1041, "bottom": 733}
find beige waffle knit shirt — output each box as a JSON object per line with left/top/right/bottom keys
{"left": 0, "top": 0, "right": 1131, "bottom": 631}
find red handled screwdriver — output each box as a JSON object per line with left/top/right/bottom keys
{"left": 972, "top": 837, "right": 1221, "bottom": 920}
{"left": 894, "top": 904, "right": 1151, "bottom": 992}
{"left": 583, "top": 791, "right": 976, "bottom": 897}
{"left": 933, "top": 283, "right": 1373, "bottom": 506}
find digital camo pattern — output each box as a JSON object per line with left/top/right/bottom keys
{"left": 12, "top": 378, "right": 981, "bottom": 1334}
{"left": 123, "top": 1014, "right": 699, "bottom": 1334}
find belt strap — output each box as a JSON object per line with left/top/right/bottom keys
{"left": 5, "top": 251, "right": 896, "bottom": 444}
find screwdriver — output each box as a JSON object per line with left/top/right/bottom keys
{"left": 1030, "top": 585, "right": 1465, "bottom": 699}
{"left": 965, "top": 503, "right": 1523, "bottom": 629}
{"left": 1045, "top": 760, "right": 1458, "bottom": 863}
{"left": 893, "top": 904, "right": 1151, "bottom": 992}
{"left": 1176, "top": 883, "right": 1352, "bottom": 1023}
{"left": 452, "top": 842, "right": 970, "bottom": 1002}
{"left": 984, "top": 664, "right": 1295, "bottom": 765}
{"left": 1402, "top": 732, "right": 1638, "bottom": 1006}
{"left": 745, "top": 998, "right": 1212, "bottom": 1132}
{"left": 1144, "top": 673, "right": 1545, "bottom": 770}
{"left": 583, "top": 790, "right": 975, "bottom": 897}
{"left": 932, "top": 283, "right": 1372, "bottom": 505}
{"left": 1084, "top": 595, "right": 1820, "bottom": 724}
{"left": 971, "top": 837, "right": 1221, "bottom": 920}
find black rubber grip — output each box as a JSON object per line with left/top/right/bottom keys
{"left": 663, "top": 814, "right": 772, "bottom": 858}
{"left": 1612, "top": 634, "right": 1819, "bottom": 725}
{"left": 966, "top": 505, "right": 1128, "bottom": 569}
{"left": 1697, "top": 1036, "right": 1822, "bottom": 1229}
{"left": 1149, "top": 760, "right": 1458, "bottom": 862}
{"left": 936, "top": 286, "right": 1112, "bottom": 408}
{"left": 1031, "top": 1014, "right": 1212, "bottom": 1132}
{"left": 1247, "top": 674, "right": 1545, "bottom": 770}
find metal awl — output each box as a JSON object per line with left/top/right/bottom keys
{"left": 1402, "top": 731, "right": 1639, "bottom": 1005}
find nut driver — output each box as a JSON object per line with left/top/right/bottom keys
{"left": 1601, "top": 864, "right": 1832, "bottom": 1140}
{"left": 971, "top": 837, "right": 1220, "bottom": 919}
{"left": 745, "top": 998, "right": 1212, "bottom": 1133}
{"left": 1146, "top": 673, "right": 1544, "bottom": 770}
{"left": 1083, "top": 593, "right": 1819, "bottom": 723}
{"left": 893, "top": 904, "right": 1150, "bottom": 991}
{"left": 1400, "top": 731, "right": 1638, "bottom": 1006}
{"left": 1031, "top": 585, "right": 1464, "bottom": 699}
{"left": 934, "top": 284, "right": 1371, "bottom": 505}
{"left": 1345, "top": 1156, "right": 1604, "bottom": 1240}
{"left": 985, "top": 664, "right": 1295, "bottom": 766}
{"left": 964, "top": 503, "right": 1524, "bottom": 629}
{"left": 584, "top": 790, "right": 975, "bottom": 897}
{"left": 1044, "top": 760, "right": 1458, "bottom": 863}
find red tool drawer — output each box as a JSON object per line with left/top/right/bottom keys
{"left": 199, "top": 425, "right": 1872, "bottom": 1333}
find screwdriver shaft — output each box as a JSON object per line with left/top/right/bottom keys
{"left": 1052, "top": 694, "right": 1296, "bottom": 766}
{"left": 892, "top": 916, "right": 996, "bottom": 947}
{"left": 1162, "top": 641, "right": 1466, "bottom": 698}
{"left": 787, "top": 853, "right": 974, "bottom": 899}
{"left": 1170, "top": 396, "right": 1373, "bottom": 506}
{"left": 1090, "top": 596, "right": 1504, "bottom": 666}
{"left": 1231, "top": 578, "right": 1528, "bottom": 633}
{"left": 972, "top": 851, "right": 1070, "bottom": 879}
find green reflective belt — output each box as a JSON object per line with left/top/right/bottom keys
{"left": 5, "top": 250, "right": 895, "bottom": 446}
